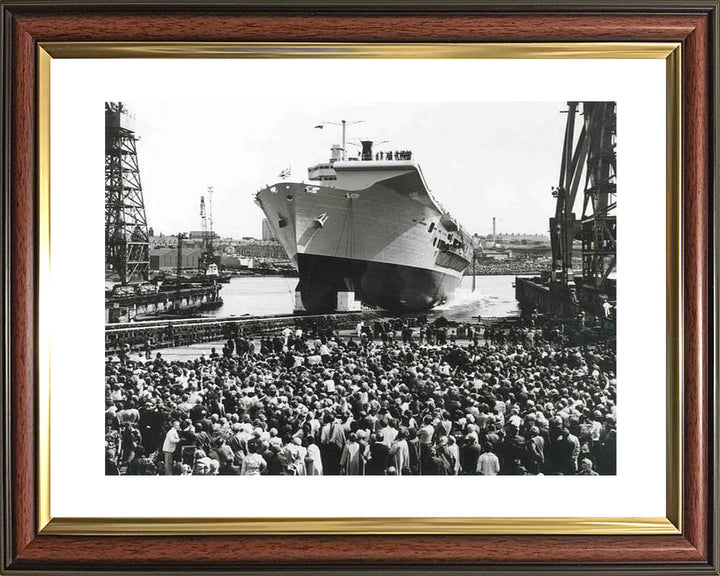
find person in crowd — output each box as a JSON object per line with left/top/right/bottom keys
{"left": 460, "top": 433, "right": 482, "bottom": 475}
{"left": 126, "top": 446, "right": 157, "bottom": 475}
{"left": 192, "top": 449, "right": 217, "bottom": 475}
{"left": 105, "top": 446, "right": 119, "bottom": 475}
{"left": 446, "top": 435, "right": 461, "bottom": 475}
{"left": 162, "top": 420, "right": 180, "bottom": 476}
{"left": 436, "top": 436, "right": 457, "bottom": 475}
{"left": 240, "top": 438, "right": 267, "bottom": 476}
{"left": 320, "top": 413, "right": 345, "bottom": 475}
{"left": 283, "top": 436, "right": 307, "bottom": 475}
{"left": 389, "top": 429, "right": 410, "bottom": 475}
{"left": 526, "top": 425, "right": 545, "bottom": 471}
{"left": 578, "top": 457, "right": 599, "bottom": 476}
{"left": 340, "top": 432, "right": 365, "bottom": 475}
{"left": 305, "top": 435, "right": 323, "bottom": 475}
{"left": 477, "top": 442, "right": 500, "bottom": 476}
{"left": 366, "top": 433, "right": 390, "bottom": 475}
{"left": 120, "top": 421, "right": 142, "bottom": 465}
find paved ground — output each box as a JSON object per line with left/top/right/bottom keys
{"left": 120, "top": 340, "right": 227, "bottom": 363}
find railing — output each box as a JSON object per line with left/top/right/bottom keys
{"left": 362, "top": 150, "right": 413, "bottom": 161}
{"left": 105, "top": 285, "right": 219, "bottom": 308}
{"left": 105, "top": 310, "right": 388, "bottom": 356}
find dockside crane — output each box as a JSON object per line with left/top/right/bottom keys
{"left": 199, "top": 186, "right": 216, "bottom": 273}
{"left": 549, "top": 101, "right": 616, "bottom": 316}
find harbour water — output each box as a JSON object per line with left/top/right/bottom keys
{"left": 204, "top": 274, "right": 519, "bottom": 322}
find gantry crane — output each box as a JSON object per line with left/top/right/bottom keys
{"left": 549, "top": 101, "right": 616, "bottom": 315}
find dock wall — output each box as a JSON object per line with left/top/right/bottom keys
{"left": 515, "top": 276, "right": 577, "bottom": 317}
{"left": 105, "top": 285, "right": 222, "bottom": 323}
{"left": 515, "top": 276, "right": 615, "bottom": 329}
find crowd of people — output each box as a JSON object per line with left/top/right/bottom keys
{"left": 105, "top": 317, "right": 616, "bottom": 477}
{"left": 472, "top": 256, "right": 551, "bottom": 276}
{"left": 372, "top": 150, "right": 412, "bottom": 161}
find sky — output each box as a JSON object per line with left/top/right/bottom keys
{"left": 128, "top": 101, "right": 568, "bottom": 239}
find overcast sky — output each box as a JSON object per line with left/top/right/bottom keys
{"left": 128, "top": 101, "right": 568, "bottom": 239}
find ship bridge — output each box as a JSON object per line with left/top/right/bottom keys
{"left": 305, "top": 138, "right": 448, "bottom": 215}
{"left": 308, "top": 140, "right": 415, "bottom": 187}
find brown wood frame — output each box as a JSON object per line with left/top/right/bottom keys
{"left": 1, "top": 1, "right": 717, "bottom": 573}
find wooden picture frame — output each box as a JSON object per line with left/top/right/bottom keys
{"left": 1, "top": 1, "right": 717, "bottom": 573}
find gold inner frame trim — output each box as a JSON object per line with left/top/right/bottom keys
{"left": 665, "top": 45, "right": 682, "bottom": 532}
{"left": 37, "top": 46, "right": 51, "bottom": 535}
{"left": 36, "top": 42, "right": 682, "bottom": 536}
{"left": 42, "top": 516, "right": 677, "bottom": 536}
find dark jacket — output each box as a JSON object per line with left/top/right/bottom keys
{"left": 460, "top": 442, "right": 482, "bottom": 474}
{"left": 366, "top": 442, "right": 390, "bottom": 475}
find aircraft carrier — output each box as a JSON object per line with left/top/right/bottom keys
{"left": 255, "top": 138, "right": 475, "bottom": 313}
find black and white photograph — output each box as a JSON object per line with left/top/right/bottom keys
{"left": 104, "top": 100, "right": 617, "bottom": 478}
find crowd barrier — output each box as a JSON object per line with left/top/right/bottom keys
{"left": 105, "top": 311, "right": 386, "bottom": 356}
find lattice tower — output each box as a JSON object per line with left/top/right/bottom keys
{"left": 105, "top": 102, "right": 149, "bottom": 284}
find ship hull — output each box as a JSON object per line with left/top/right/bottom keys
{"left": 296, "top": 253, "right": 462, "bottom": 312}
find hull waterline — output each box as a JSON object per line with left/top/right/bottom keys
{"left": 296, "top": 253, "right": 462, "bottom": 313}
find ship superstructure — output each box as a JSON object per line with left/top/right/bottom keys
{"left": 255, "top": 137, "right": 474, "bottom": 313}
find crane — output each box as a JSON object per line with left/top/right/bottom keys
{"left": 199, "top": 186, "right": 216, "bottom": 273}
{"left": 200, "top": 195, "right": 207, "bottom": 242}
{"left": 549, "top": 101, "right": 616, "bottom": 315}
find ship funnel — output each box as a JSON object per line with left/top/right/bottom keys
{"left": 330, "top": 144, "right": 343, "bottom": 163}
{"left": 360, "top": 140, "right": 374, "bottom": 161}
